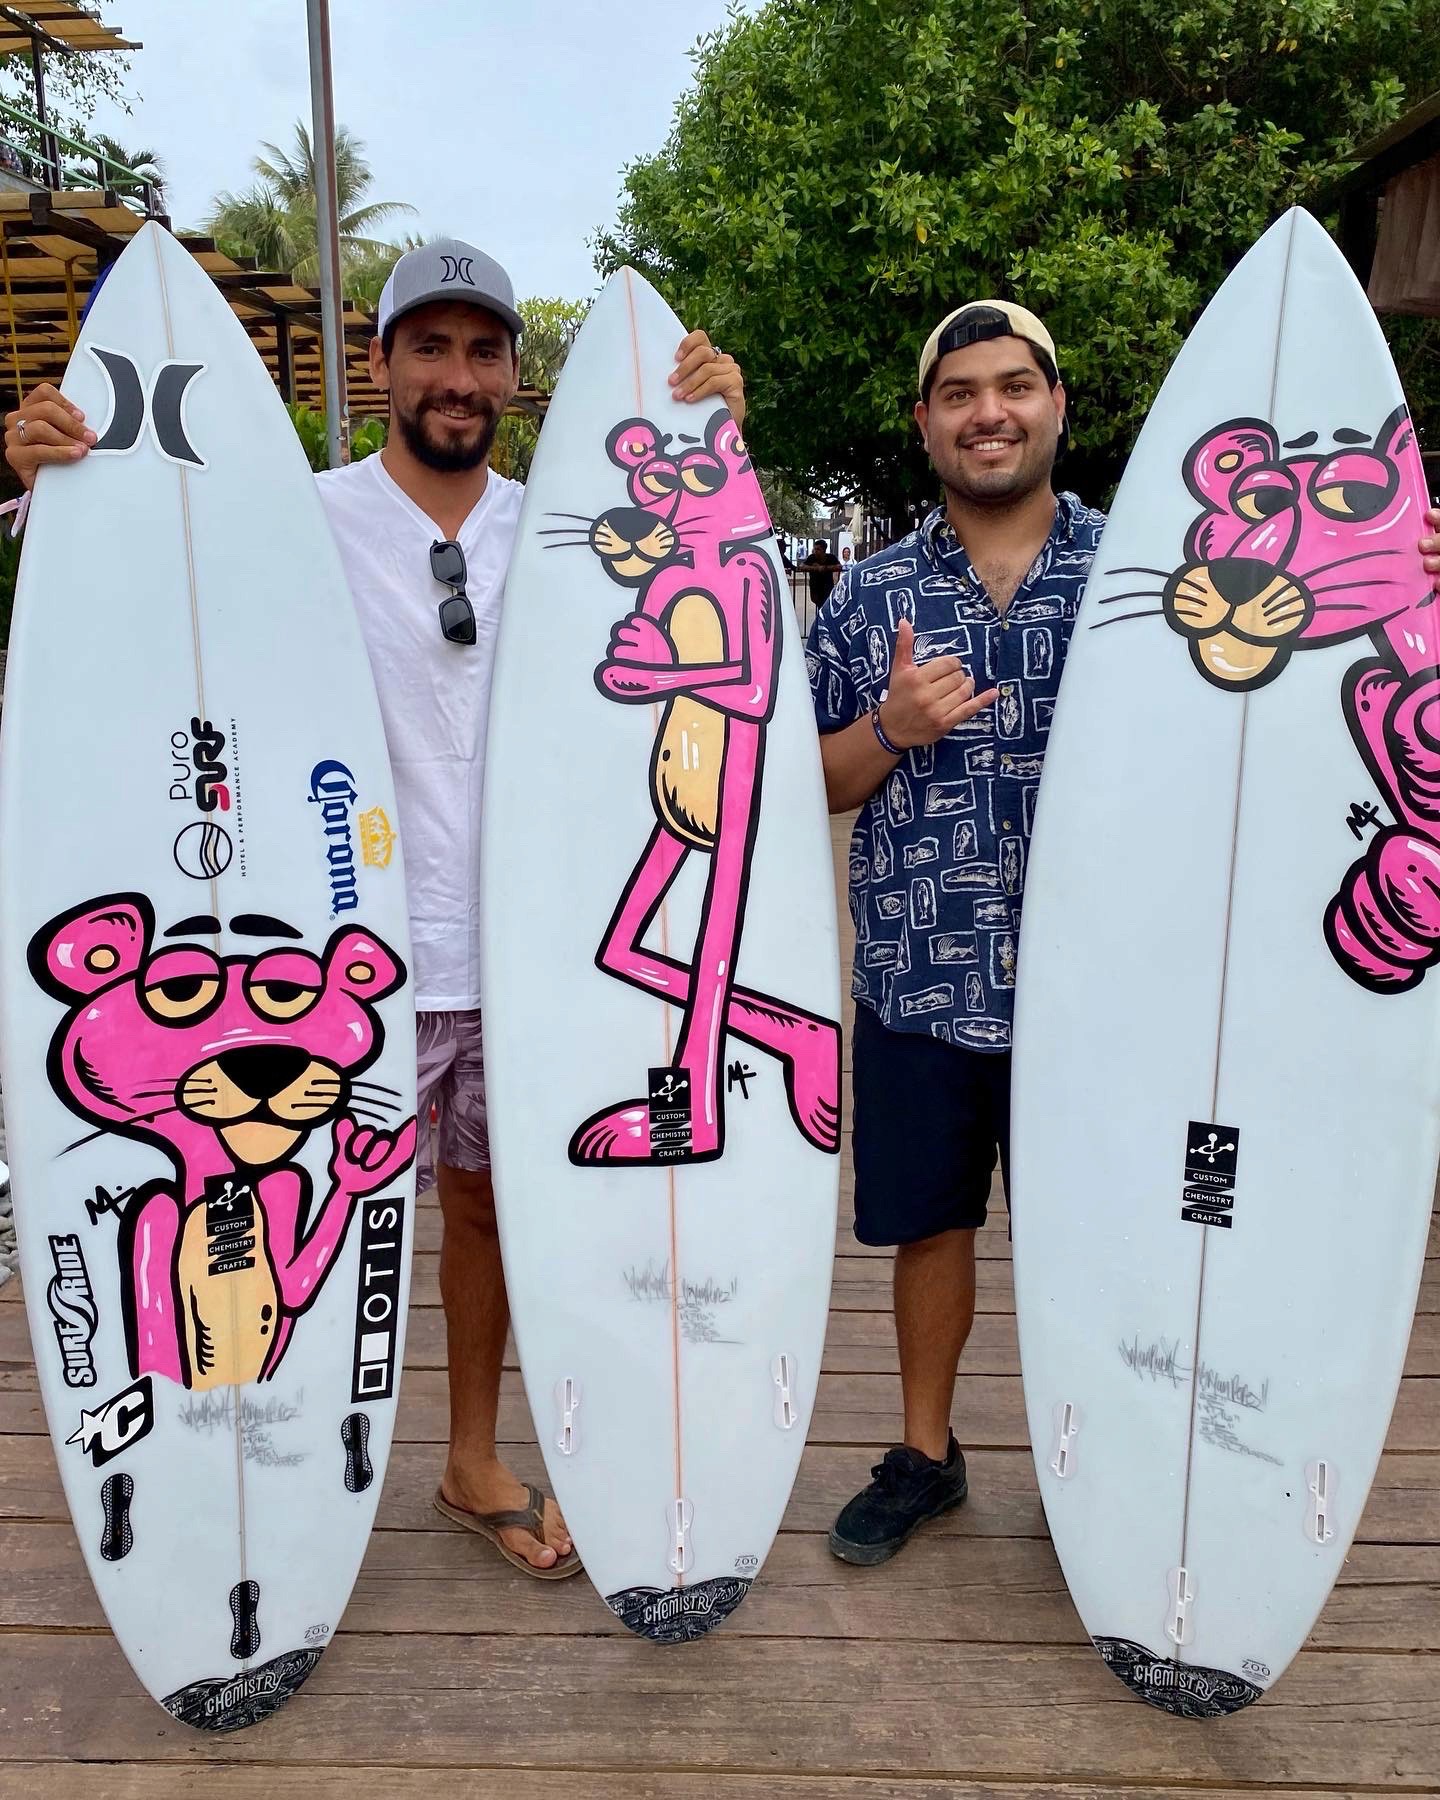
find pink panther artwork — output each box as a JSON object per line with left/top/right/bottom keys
{"left": 1130, "top": 404, "right": 1435, "bottom": 993}
{"left": 549, "top": 406, "right": 840, "bottom": 1163}
{"left": 29, "top": 894, "right": 417, "bottom": 1390}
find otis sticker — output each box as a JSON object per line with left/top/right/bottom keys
{"left": 350, "top": 1193, "right": 404, "bottom": 1402}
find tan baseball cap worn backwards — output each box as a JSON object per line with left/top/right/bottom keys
{"left": 918, "top": 300, "right": 1059, "bottom": 398}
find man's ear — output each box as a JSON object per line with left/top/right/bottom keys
{"left": 914, "top": 399, "right": 929, "bottom": 453}
{"left": 368, "top": 334, "right": 389, "bottom": 393}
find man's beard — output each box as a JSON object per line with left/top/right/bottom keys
{"left": 394, "top": 393, "right": 498, "bottom": 473}
{"left": 931, "top": 428, "right": 1056, "bottom": 509}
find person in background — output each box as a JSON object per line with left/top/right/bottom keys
{"left": 801, "top": 536, "right": 842, "bottom": 607}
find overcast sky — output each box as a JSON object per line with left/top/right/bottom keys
{"left": 80, "top": 1, "right": 749, "bottom": 301}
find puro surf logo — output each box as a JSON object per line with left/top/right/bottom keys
{"left": 170, "top": 715, "right": 236, "bottom": 880}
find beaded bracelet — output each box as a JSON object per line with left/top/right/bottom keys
{"left": 871, "top": 703, "right": 904, "bottom": 758}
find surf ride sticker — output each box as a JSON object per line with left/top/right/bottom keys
{"left": 1181, "top": 1121, "right": 1240, "bottom": 1229}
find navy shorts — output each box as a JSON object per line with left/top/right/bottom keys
{"left": 850, "top": 1001, "right": 1011, "bottom": 1246}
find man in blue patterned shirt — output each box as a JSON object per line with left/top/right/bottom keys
{"left": 807, "top": 300, "right": 1106, "bottom": 1565}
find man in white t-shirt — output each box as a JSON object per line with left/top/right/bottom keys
{"left": 4, "top": 236, "right": 747, "bottom": 1575}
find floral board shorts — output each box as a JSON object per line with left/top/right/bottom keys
{"left": 415, "top": 1008, "right": 490, "bottom": 1193}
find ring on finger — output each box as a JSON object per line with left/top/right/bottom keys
{"left": 16, "top": 418, "right": 24, "bottom": 442}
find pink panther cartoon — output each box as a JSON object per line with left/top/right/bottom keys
{"left": 29, "top": 895, "right": 417, "bottom": 1389}
{"left": 553, "top": 406, "right": 840, "bottom": 1163}
{"left": 1151, "top": 406, "right": 1438, "bottom": 992}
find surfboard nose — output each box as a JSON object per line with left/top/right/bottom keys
{"left": 216, "top": 1045, "right": 311, "bottom": 1101}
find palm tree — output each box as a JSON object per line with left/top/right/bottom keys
{"left": 209, "top": 122, "right": 413, "bottom": 286}
{"left": 88, "top": 134, "right": 165, "bottom": 206}
{"left": 344, "top": 232, "right": 427, "bottom": 311}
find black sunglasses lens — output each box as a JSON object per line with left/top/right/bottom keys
{"left": 431, "top": 540, "right": 467, "bottom": 586}
{"left": 439, "top": 594, "right": 476, "bottom": 645}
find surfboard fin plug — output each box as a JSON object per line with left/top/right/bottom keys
{"left": 771, "top": 1353, "right": 799, "bottom": 1430}
{"left": 556, "top": 1376, "right": 581, "bottom": 1456}
{"left": 1305, "top": 1459, "right": 1336, "bottom": 1545}
{"left": 1050, "top": 1400, "right": 1079, "bottom": 1479}
{"left": 668, "top": 1497, "right": 694, "bottom": 1576}
{"left": 1165, "top": 1566, "right": 1196, "bottom": 1647}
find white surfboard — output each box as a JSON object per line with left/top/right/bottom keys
{"left": 1010, "top": 207, "right": 1439, "bottom": 1714}
{"left": 0, "top": 222, "right": 418, "bottom": 1729}
{"left": 481, "top": 268, "right": 841, "bottom": 1639}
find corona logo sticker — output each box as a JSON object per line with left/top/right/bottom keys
{"left": 359, "top": 806, "right": 396, "bottom": 870}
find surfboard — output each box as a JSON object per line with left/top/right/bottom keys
{"left": 480, "top": 267, "right": 841, "bottom": 1640}
{"left": 0, "top": 221, "right": 418, "bottom": 1729}
{"left": 1010, "top": 206, "right": 1438, "bottom": 1714}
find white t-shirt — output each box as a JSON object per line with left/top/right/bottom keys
{"left": 314, "top": 453, "right": 522, "bottom": 1011}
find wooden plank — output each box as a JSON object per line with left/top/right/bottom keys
{"left": 431, "top": 1250, "right": 1440, "bottom": 1316}
{"left": 0, "top": 1367, "right": 1033, "bottom": 1446}
{"left": 4, "top": 1365, "right": 1436, "bottom": 1451}
{"left": 1, "top": 1520, "right": 1431, "bottom": 1652}
{"left": 400, "top": 1252, "right": 1030, "bottom": 1311}
{"left": 381, "top": 1305, "right": 1009, "bottom": 1377}
{"left": 13, "top": 1281, "right": 1438, "bottom": 1380}
{"left": 402, "top": 1200, "right": 1014, "bottom": 1261}
{"left": 0, "top": 1634, "right": 1435, "bottom": 1784}
{"left": 0, "top": 1433, "right": 1054, "bottom": 1538}
{"left": 11, "top": 1290, "right": 1440, "bottom": 1379}
{"left": 4, "top": 1430, "right": 1437, "bottom": 1546}
{"left": 3, "top": 1774, "right": 1409, "bottom": 1800}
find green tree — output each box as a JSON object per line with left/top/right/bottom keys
{"left": 345, "top": 233, "right": 427, "bottom": 310}
{"left": 88, "top": 133, "right": 164, "bottom": 205}
{"left": 598, "top": 0, "right": 1440, "bottom": 513}
{"left": 0, "top": 3, "right": 132, "bottom": 151}
{"left": 209, "top": 122, "right": 414, "bottom": 287}
{"left": 287, "top": 403, "right": 386, "bottom": 470}
{"left": 757, "top": 466, "right": 820, "bottom": 540}
{"left": 492, "top": 296, "right": 591, "bottom": 482}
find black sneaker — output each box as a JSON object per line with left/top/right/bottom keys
{"left": 828, "top": 1433, "right": 968, "bottom": 1565}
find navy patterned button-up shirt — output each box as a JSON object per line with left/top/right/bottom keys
{"left": 806, "top": 493, "right": 1106, "bottom": 1051}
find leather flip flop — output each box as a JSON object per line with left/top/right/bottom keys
{"left": 433, "top": 1483, "right": 583, "bottom": 1580}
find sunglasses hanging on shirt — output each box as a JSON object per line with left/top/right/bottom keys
{"left": 431, "top": 538, "right": 476, "bottom": 646}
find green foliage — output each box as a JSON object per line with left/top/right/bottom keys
{"left": 286, "top": 401, "right": 330, "bottom": 472}
{"left": 0, "top": 3, "right": 132, "bottom": 147}
{"left": 350, "top": 417, "right": 386, "bottom": 460}
{"left": 757, "top": 465, "right": 821, "bottom": 538}
{"left": 345, "top": 233, "right": 427, "bottom": 310}
{"left": 88, "top": 134, "right": 165, "bottom": 206}
{"left": 492, "top": 296, "right": 591, "bottom": 482}
{"left": 598, "top": 0, "right": 1440, "bottom": 512}
{"left": 210, "top": 122, "right": 415, "bottom": 289}
{"left": 286, "top": 404, "right": 386, "bottom": 471}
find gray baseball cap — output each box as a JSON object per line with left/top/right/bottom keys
{"left": 376, "top": 237, "right": 523, "bottom": 342}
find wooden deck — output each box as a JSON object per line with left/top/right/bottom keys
{"left": 0, "top": 815, "right": 1437, "bottom": 1796}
